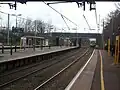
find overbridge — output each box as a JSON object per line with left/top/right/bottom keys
{"left": 42, "top": 32, "right": 103, "bottom": 48}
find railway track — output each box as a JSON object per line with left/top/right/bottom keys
{"left": 0, "top": 47, "right": 87, "bottom": 89}
{"left": 0, "top": 48, "right": 79, "bottom": 77}
{"left": 34, "top": 48, "right": 92, "bottom": 90}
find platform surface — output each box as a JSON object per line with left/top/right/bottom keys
{"left": 91, "top": 50, "right": 120, "bottom": 90}
{"left": 66, "top": 49, "right": 120, "bottom": 90}
{"left": 0, "top": 46, "right": 77, "bottom": 63}
{"left": 65, "top": 49, "right": 97, "bottom": 90}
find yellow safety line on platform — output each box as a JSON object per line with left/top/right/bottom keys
{"left": 99, "top": 50, "right": 105, "bottom": 90}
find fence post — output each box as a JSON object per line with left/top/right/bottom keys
{"left": 33, "top": 44, "right": 35, "bottom": 51}
{"left": 41, "top": 45, "right": 43, "bottom": 50}
{"left": 49, "top": 45, "right": 51, "bottom": 49}
{"left": 15, "top": 45, "right": 17, "bottom": 52}
{"left": 10, "top": 46, "right": 12, "bottom": 55}
{"left": 2, "top": 45, "right": 4, "bottom": 53}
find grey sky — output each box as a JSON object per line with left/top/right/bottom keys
{"left": 0, "top": 2, "right": 117, "bottom": 33}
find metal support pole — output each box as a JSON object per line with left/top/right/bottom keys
{"left": 98, "top": 14, "right": 100, "bottom": 33}
{"left": 34, "top": 20, "right": 37, "bottom": 50}
{"left": 49, "top": 45, "right": 51, "bottom": 49}
{"left": 15, "top": 45, "right": 17, "bottom": 52}
{"left": 41, "top": 45, "right": 43, "bottom": 50}
{"left": 10, "top": 46, "right": 12, "bottom": 55}
{"left": 102, "top": 20, "right": 104, "bottom": 49}
{"left": 7, "top": 14, "right": 10, "bottom": 45}
{"left": 2, "top": 45, "right": 4, "bottom": 53}
{"left": 76, "top": 27, "right": 78, "bottom": 46}
{"left": 10, "top": 37, "right": 13, "bottom": 55}
{"left": 0, "top": 18, "right": 2, "bottom": 30}
{"left": 111, "top": 18, "right": 113, "bottom": 44}
{"left": 33, "top": 44, "right": 35, "bottom": 51}
{"left": 41, "top": 39, "right": 43, "bottom": 50}
{"left": 16, "top": 16, "right": 17, "bottom": 28}
{"left": 108, "top": 38, "right": 110, "bottom": 56}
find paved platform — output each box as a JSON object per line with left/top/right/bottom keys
{"left": 65, "top": 49, "right": 97, "bottom": 90}
{"left": 91, "top": 50, "right": 120, "bottom": 90}
{"left": 65, "top": 49, "right": 120, "bottom": 90}
{"left": 0, "top": 46, "right": 77, "bottom": 63}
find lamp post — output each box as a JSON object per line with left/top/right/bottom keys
{"left": 75, "top": 27, "right": 78, "bottom": 46}
{"left": 7, "top": 14, "right": 10, "bottom": 45}
{"left": 11, "top": 14, "right": 22, "bottom": 28}
{"left": 102, "top": 19, "right": 105, "bottom": 49}
{"left": 35, "top": 20, "right": 37, "bottom": 47}
{"left": 0, "top": 17, "right": 2, "bottom": 30}
{"left": 11, "top": 14, "right": 22, "bottom": 46}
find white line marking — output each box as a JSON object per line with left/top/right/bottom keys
{"left": 34, "top": 49, "right": 89, "bottom": 90}
{"left": 65, "top": 49, "right": 95, "bottom": 90}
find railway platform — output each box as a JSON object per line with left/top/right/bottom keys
{"left": 0, "top": 46, "right": 78, "bottom": 73}
{"left": 65, "top": 49, "right": 120, "bottom": 90}
{"left": 0, "top": 46, "right": 76, "bottom": 63}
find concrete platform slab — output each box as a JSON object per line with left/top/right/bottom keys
{"left": 0, "top": 46, "right": 77, "bottom": 63}
{"left": 100, "top": 50, "right": 120, "bottom": 90}
{"left": 65, "top": 49, "right": 97, "bottom": 90}
{"left": 91, "top": 50, "right": 120, "bottom": 90}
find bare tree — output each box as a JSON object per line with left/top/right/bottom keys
{"left": 33, "top": 20, "right": 46, "bottom": 33}
{"left": 17, "top": 17, "right": 25, "bottom": 28}
{"left": 45, "top": 23, "right": 54, "bottom": 33}
{"left": 24, "top": 18, "right": 33, "bottom": 32}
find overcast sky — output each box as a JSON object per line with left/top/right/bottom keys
{"left": 0, "top": 1, "right": 117, "bottom": 33}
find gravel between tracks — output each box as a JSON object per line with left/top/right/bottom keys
{"left": 38, "top": 48, "right": 93, "bottom": 90}
{"left": 1, "top": 48, "right": 87, "bottom": 90}
{"left": 0, "top": 48, "right": 81, "bottom": 85}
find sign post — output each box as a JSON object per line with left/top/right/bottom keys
{"left": 108, "top": 38, "right": 110, "bottom": 56}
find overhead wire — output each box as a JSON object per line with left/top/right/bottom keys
{"left": 61, "top": 15, "right": 70, "bottom": 30}
{"left": 81, "top": 2, "right": 99, "bottom": 31}
{"left": 46, "top": 1, "right": 70, "bottom": 5}
{"left": 80, "top": 3, "right": 91, "bottom": 31}
{"left": 1, "top": 1, "right": 79, "bottom": 31}
{"left": 95, "top": 9, "right": 98, "bottom": 29}
{"left": 0, "top": 10, "right": 8, "bottom": 15}
{"left": 83, "top": 14, "right": 91, "bottom": 30}
{"left": 43, "top": 1, "right": 78, "bottom": 27}
{"left": 45, "top": 1, "right": 98, "bottom": 32}
{"left": 94, "top": 3, "right": 99, "bottom": 32}
{"left": 95, "top": 9, "right": 98, "bottom": 26}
